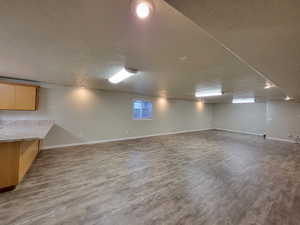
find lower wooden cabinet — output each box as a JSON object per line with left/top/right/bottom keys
{"left": 0, "top": 142, "right": 19, "bottom": 189}
{"left": 0, "top": 140, "right": 40, "bottom": 191}
{"left": 19, "top": 140, "right": 40, "bottom": 182}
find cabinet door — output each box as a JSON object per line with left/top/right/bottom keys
{"left": 0, "top": 142, "right": 20, "bottom": 188}
{"left": 19, "top": 140, "right": 39, "bottom": 182}
{"left": 15, "top": 85, "right": 37, "bottom": 110}
{"left": 0, "top": 83, "right": 15, "bottom": 110}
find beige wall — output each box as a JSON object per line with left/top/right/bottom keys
{"left": 266, "top": 101, "right": 300, "bottom": 142}
{"left": 212, "top": 103, "right": 267, "bottom": 135}
{"left": 0, "top": 86, "right": 212, "bottom": 148}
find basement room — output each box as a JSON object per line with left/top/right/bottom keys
{"left": 0, "top": 0, "right": 300, "bottom": 225}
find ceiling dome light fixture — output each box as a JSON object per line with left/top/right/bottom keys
{"left": 133, "top": 0, "right": 154, "bottom": 19}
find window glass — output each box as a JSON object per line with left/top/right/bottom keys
{"left": 133, "top": 100, "right": 153, "bottom": 120}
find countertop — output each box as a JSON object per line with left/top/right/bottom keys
{"left": 0, "top": 120, "right": 54, "bottom": 142}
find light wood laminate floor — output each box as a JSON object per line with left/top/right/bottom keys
{"left": 1, "top": 130, "right": 300, "bottom": 225}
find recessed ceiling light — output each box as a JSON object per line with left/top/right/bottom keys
{"left": 108, "top": 68, "right": 138, "bottom": 84}
{"left": 285, "top": 96, "right": 292, "bottom": 101}
{"left": 134, "top": 1, "right": 153, "bottom": 19}
{"left": 195, "top": 89, "right": 223, "bottom": 98}
{"left": 232, "top": 98, "right": 255, "bottom": 104}
{"left": 264, "top": 81, "right": 275, "bottom": 89}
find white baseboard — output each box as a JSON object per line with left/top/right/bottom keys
{"left": 213, "top": 128, "right": 264, "bottom": 136}
{"left": 42, "top": 128, "right": 213, "bottom": 150}
{"left": 266, "top": 136, "right": 296, "bottom": 143}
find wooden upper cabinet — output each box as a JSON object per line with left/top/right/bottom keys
{"left": 0, "top": 82, "right": 39, "bottom": 111}
{"left": 0, "top": 83, "right": 15, "bottom": 109}
{"left": 15, "top": 85, "right": 38, "bottom": 110}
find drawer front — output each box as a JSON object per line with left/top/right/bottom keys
{"left": 19, "top": 140, "right": 40, "bottom": 181}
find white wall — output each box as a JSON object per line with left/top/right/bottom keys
{"left": 0, "top": 85, "right": 212, "bottom": 148}
{"left": 212, "top": 103, "right": 267, "bottom": 135}
{"left": 266, "top": 101, "right": 300, "bottom": 142}
{"left": 212, "top": 101, "right": 300, "bottom": 142}
{"left": 1, "top": 84, "right": 299, "bottom": 147}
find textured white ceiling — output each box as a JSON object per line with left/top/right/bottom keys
{"left": 166, "top": 0, "right": 300, "bottom": 102}
{"left": 0, "top": 0, "right": 287, "bottom": 102}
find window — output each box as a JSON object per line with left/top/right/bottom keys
{"left": 133, "top": 100, "right": 153, "bottom": 120}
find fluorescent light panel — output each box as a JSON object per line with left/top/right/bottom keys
{"left": 232, "top": 98, "right": 255, "bottom": 104}
{"left": 195, "top": 89, "right": 222, "bottom": 98}
{"left": 109, "top": 68, "right": 136, "bottom": 84}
